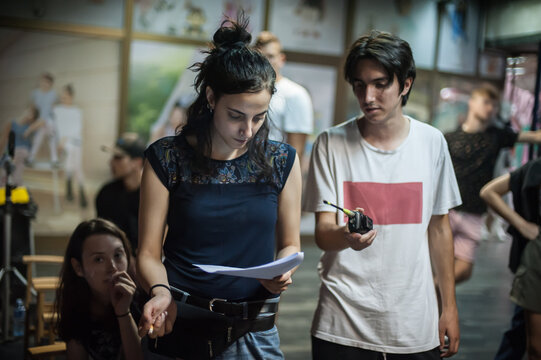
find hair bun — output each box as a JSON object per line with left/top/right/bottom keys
{"left": 213, "top": 16, "right": 252, "bottom": 50}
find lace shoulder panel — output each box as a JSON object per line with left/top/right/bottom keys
{"left": 145, "top": 137, "right": 295, "bottom": 190}
{"left": 268, "top": 140, "right": 296, "bottom": 191}
{"left": 145, "top": 136, "right": 190, "bottom": 190}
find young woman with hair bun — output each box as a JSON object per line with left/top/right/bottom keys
{"left": 137, "top": 13, "right": 302, "bottom": 360}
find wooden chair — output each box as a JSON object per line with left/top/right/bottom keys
{"left": 27, "top": 342, "right": 66, "bottom": 359}
{"left": 22, "top": 255, "right": 63, "bottom": 351}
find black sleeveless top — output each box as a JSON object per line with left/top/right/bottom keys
{"left": 145, "top": 135, "right": 295, "bottom": 301}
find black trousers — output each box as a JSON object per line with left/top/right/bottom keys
{"left": 312, "top": 336, "right": 441, "bottom": 360}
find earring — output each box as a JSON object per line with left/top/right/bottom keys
{"left": 207, "top": 103, "right": 213, "bottom": 114}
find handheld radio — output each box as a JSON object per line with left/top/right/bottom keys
{"left": 323, "top": 200, "right": 373, "bottom": 234}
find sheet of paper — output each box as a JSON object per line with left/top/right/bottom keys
{"left": 193, "top": 252, "right": 304, "bottom": 280}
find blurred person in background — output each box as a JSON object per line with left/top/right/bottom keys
{"left": 27, "top": 72, "right": 59, "bottom": 166}
{"left": 481, "top": 158, "right": 541, "bottom": 360}
{"left": 54, "top": 84, "right": 88, "bottom": 208}
{"left": 445, "top": 86, "right": 541, "bottom": 285}
{"left": 255, "top": 31, "right": 314, "bottom": 164}
{"left": 96, "top": 132, "right": 146, "bottom": 262}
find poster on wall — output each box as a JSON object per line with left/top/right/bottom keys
{"left": 478, "top": 52, "right": 506, "bottom": 80}
{"left": 127, "top": 40, "right": 203, "bottom": 142}
{"left": 437, "top": 0, "right": 479, "bottom": 75}
{"left": 268, "top": 0, "right": 346, "bottom": 55}
{"left": 0, "top": 28, "right": 120, "bottom": 226}
{"left": 352, "top": 0, "right": 437, "bottom": 70}
{"left": 0, "top": 0, "right": 124, "bottom": 28}
{"left": 431, "top": 75, "right": 482, "bottom": 133}
{"left": 132, "top": 0, "right": 265, "bottom": 40}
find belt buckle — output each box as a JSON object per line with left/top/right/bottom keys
{"left": 208, "top": 298, "right": 226, "bottom": 312}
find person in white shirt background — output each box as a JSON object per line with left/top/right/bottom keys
{"left": 54, "top": 84, "right": 88, "bottom": 208}
{"left": 254, "top": 31, "right": 314, "bottom": 165}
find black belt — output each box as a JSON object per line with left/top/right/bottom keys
{"left": 170, "top": 286, "right": 279, "bottom": 319}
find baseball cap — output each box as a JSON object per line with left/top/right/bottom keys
{"left": 101, "top": 132, "right": 146, "bottom": 159}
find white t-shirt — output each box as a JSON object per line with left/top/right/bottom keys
{"left": 303, "top": 117, "right": 461, "bottom": 354}
{"left": 268, "top": 77, "right": 314, "bottom": 142}
{"left": 53, "top": 105, "right": 83, "bottom": 145}
{"left": 31, "top": 88, "right": 58, "bottom": 122}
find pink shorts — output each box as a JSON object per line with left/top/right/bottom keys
{"left": 449, "top": 210, "right": 484, "bottom": 263}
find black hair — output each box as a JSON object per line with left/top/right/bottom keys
{"left": 55, "top": 218, "right": 132, "bottom": 342}
{"left": 181, "top": 12, "right": 276, "bottom": 179}
{"left": 344, "top": 30, "right": 416, "bottom": 106}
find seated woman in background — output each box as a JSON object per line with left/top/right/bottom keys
{"left": 55, "top": 218, "right": 143, "bottom": 360}
{"left": 480, "top": 158, "right": 541, "bottom": 360}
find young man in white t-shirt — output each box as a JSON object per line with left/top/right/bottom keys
{"left": 303, "top": 30, "right": 461, "bottom": 359}
{"left": 255, "top": 31, "right": 314, "bottom": 163}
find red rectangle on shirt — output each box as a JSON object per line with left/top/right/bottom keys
{"left": 343, "top": 182, "right": 423, "bottom": 225}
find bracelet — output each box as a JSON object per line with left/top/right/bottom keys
{"left": 115, "top": 311, "right": 130, "bottom": 318}
{"left": 150, "top": 283, "right": 171, "bottom": 296}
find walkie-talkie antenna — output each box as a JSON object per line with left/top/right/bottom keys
{"left": 323, "top": 200, "right": 355, "bottom": 217}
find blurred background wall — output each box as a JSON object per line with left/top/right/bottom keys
{"left": 1, "top": 0, "right": 540, "bottom": 235}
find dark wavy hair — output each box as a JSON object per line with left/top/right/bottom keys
{"left": 181, "top": 12, "right": 276, "bottom": 179}
{"left": 55, "top": 218, "right": 132, "bottom": 341}
{"left": 344, "top": 30, "right": 416, "bottom": 106}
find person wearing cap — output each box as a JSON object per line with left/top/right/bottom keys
{"left": 96, "top": 132, "right": 146, "bottom": 257}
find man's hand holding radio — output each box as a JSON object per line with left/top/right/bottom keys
{"left": 345, "top": 207, "right": 377, "bottom": 251}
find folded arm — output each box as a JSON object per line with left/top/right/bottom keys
{"left": 480, "top": 173, "right": 539, "bottom": 240}
{"left": 517, "top": 129, "right": 541, "bottom": 144}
